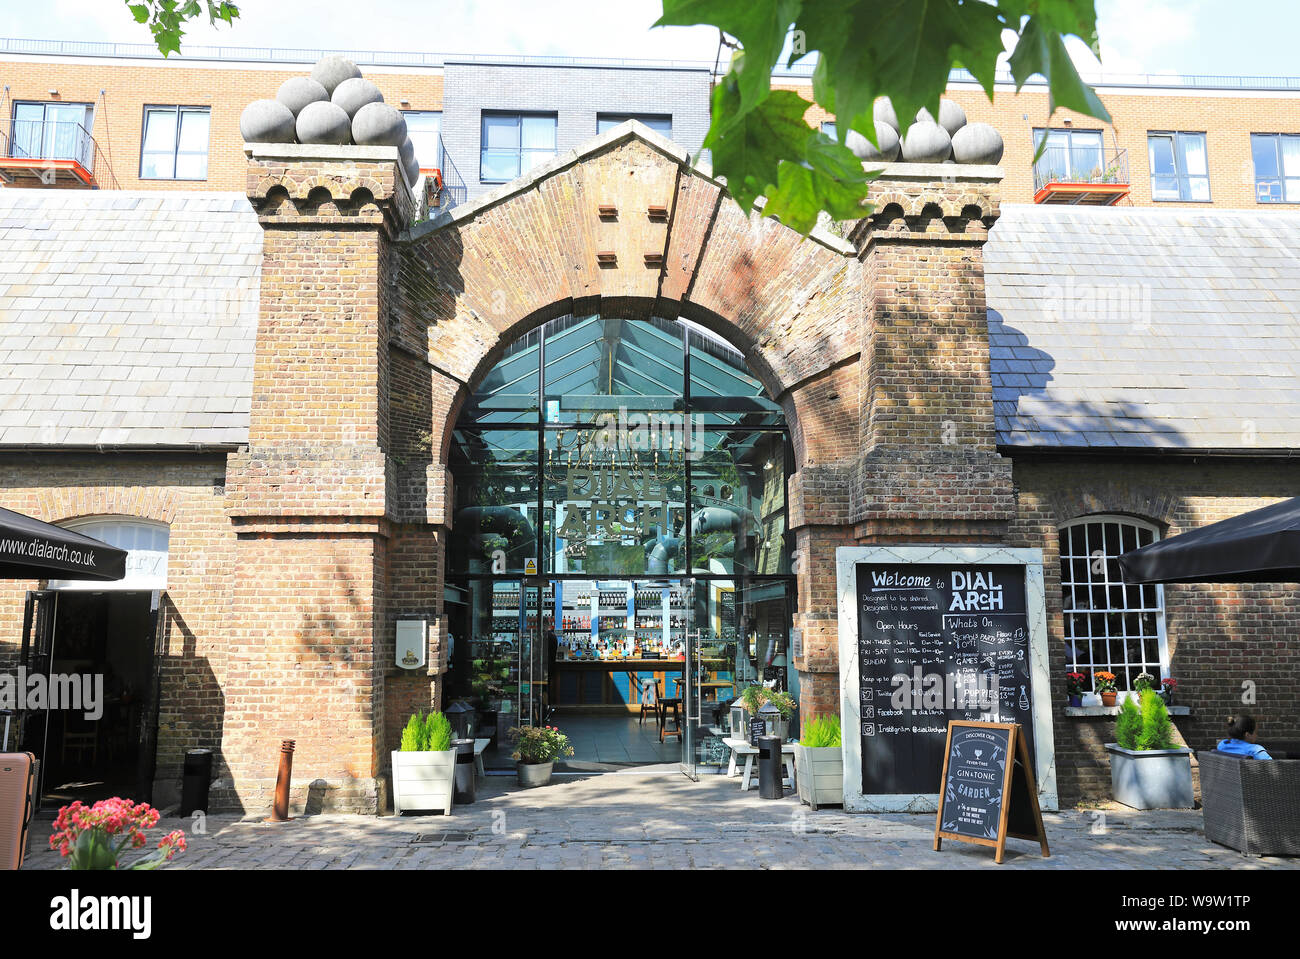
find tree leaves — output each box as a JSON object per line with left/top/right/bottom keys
{"left": 660, "top": 0, "right": 1111, "bottom": 234}
{"left": 121, "top": 1, "right": 241, "bottom": 57}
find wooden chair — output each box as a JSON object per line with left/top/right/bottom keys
{"left": 658, "top": 693, "right": 682, "bottom": 744}
{"left": 638, "top": 679, "right": 660, "bottom": 727}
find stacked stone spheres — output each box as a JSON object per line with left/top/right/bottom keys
{"left": 239, "top": 55, "right": 421, "bottom": 185}
{"left": 843, "top": 97, "right": 1004, "bottom": 165}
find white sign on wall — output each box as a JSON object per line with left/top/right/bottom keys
{"left": 396, "top": 619, "right": 428, "bottom": 671}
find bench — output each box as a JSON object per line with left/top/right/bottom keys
{"left": 722, "top": 737, "right": 796, "bottom": 792}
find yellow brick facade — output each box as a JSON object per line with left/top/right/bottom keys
{"left": 789, "top": 80, "right": 1300, "bottom": 209}
{"left": 0, "top": 56, "right": 443, "bottom": 191}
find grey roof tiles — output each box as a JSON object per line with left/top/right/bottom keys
{"left": 0, "top": 189, "right": 259, "bottom": 448}
{"left": 0, "top": 191, "right": 1296, "bottom": 453}
{"left": 985, "top": 203, "right": 1300, "bottom": 450}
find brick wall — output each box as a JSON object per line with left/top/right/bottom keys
{"left": 1007, "top": 454, "right": 1300, "bottom": 802}
{"left": 0, "top": 56, "right": 443, "bottom": 192}
{"left": 0, "top": 452, "right": 233, "bottom": 804}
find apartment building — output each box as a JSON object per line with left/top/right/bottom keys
{"left": 3, "top": 37, "right": 1298, "bottom": 210}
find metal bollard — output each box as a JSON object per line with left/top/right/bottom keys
{"left": 757, "top": 735, "right": 783, "bottom": 799}
{"left": 452, "top": 738, "right": 476, "bottom": 804}
{"left": 267, "top": 739, "right": 295, "bottom": 822}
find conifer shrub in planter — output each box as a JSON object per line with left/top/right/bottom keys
{"left": 793, "top": 714, "right": 843, "bottom": 811}
{"left": 1106, "top": 690, "right": 1193, "bottom": 809}
{"left": 392, "top": 710, "right": 456, "bottom": 814}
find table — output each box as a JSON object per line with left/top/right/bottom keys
{"left": 473, "top": 738, "right": 490, "bottom": 783}
{"left": 722, "top": 737, "right": 797, "bottom": 792}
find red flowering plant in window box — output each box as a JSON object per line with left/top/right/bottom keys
{"left": 1160, "top": 677, "right": 1178, "bottom": 705}
{"left": 49, "top": 798, "right": 187, "bottom": 870}
{"left": 1065, "top": 672, "right": 1087, "bottom": 706}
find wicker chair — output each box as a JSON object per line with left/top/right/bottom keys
{"left": 1198, "top": 750, "right": 1300, "bottom": 857}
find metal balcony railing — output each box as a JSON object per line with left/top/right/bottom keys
{"left": 1033, "top": 146, "right": 1129, "bottom": 194}
{"left": 432, "top": 136, "right": 468, "bottom": 211}
{"left": 5, "top": 118, "right": 96, "bottom": 173}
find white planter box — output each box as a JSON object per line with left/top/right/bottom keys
{"left": 1106, "top": 743, "right": 1194, "bottom": 810}
{"left": 793, "top": 743, "right": 844, "bottom": 810}
{"left": 391, "top": 749, "right": 456, "bottom": 814}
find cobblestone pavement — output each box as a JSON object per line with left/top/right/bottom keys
{"left": 21, "top": 772, "right": 1298, "bottom": 870}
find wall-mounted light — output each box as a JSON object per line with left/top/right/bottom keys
{"left": 48, "top": 89, "right": 59, "bottom": 96}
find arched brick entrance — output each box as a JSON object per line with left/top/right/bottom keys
{"left": 226, "top": 125, "right": 1010, "bottom": 813}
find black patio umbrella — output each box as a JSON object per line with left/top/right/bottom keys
{"left": 0, "top": 507, "right": 127, "bottom": 581}
{"left": 1118, "top": 496, "right": 1300, "bottom": 585}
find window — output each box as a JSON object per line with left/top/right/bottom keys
{"left": 140, "top": 106, "right": 210, "bottom": 180}
{"left": 480, "top": 112, "right": 557, "bottom": 183}
{"left": 1147, "top": 131, "right": 1209, "bottom": 201}
{"left": 1032, "top": 128, "right": 1105, "bottom": 182}
{"left": 596, "top": 113, "right": 672, "bottom": 138}
{"left": 9, "top": 102, "right": 93, "bottom": 163}
{"left": 49, "top": 517, "right": 169, "bottom": 591}
{"left": 403, "top": 111, "right": 441, "bottom": 172}
{"left": 1058, "top": 517, "right": 1168, "bottom": 692}
{"left": 1251, "top": 133, "right": 1300, "bottom": 203}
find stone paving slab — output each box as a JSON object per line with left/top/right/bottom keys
{"left": 20, "top": 773, "right": 1298, "bottom": 870}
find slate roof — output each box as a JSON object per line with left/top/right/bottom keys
{"left": 985, "top": 203, "right": 1300, "bottom": 450}
{"left": 0, "top": 189, "right": 259, "bottom": 448}
{"left": 1, "top": 188, "right": 1298, "bottom": 453}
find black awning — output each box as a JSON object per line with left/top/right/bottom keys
{"left": 0, "top": 507, "right": 127, "bottom": 581}
{"left": 1118, "top": 496, "right": 1300, "bottom": 585}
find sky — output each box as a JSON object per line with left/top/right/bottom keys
{"left": 1, "top": 0, "right": 1297, "bottom": 80}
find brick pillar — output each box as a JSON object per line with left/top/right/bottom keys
{"left": 220, "top": 145, "right": 414, "bottom": 815}
{"left": 794, "top": 164, "right": 1015, "bottom": 727}
{"left": 851, "top": 164, "right": 1015, "bottom": 542}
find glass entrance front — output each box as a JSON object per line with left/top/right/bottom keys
{"left": 446, "top": 314, "right": 796, "bottom": 774}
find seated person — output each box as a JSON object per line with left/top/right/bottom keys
{"left": 1216, "top": 714, "right": 1272, "bottom": 760}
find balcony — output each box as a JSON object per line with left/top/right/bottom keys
{"left": 1033, "top": 146, "right": 1130, "bottom": 205}
{"left": 424, "top": 134, "right": 467, "bottom": 213}
{"left": 0, "top": 119, "right": 103, "bottom": 188}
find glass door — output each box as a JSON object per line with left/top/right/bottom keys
{"left": 682, "top": 578, "right": 736, "bottom": 778}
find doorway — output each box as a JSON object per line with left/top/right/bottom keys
{"left": 19, "top": 589, "right": 162, "bottom": 806}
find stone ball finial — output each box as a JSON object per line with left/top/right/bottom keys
{"left": 296, "top": 100, "right": 353, "bottom": 145}
{"left": 311, "top": 55, "right": 363, "bottom": 96}
{"left": 900, "top": 120, "right": 952, "bottom": 163}
{"left": 240, "top": 99, "right": 297, "bottom": 143}
{"left": 916, "top": 99, "right": 967, "bottom": 137}
{"left": 873, "top": 97, "right": 899, "bottom": 132}
{"left": 352, "top": 102, "right": 407, "bottom": 147}
{"left": 276, "top": 76, "right": 328, "bottom": 116}
{"left": 846, "top": 124, "right": 900, "bottom": 162}
{"left": 399, "top": 137, "right": 421, "bottom": 184}
{"left": 333, "top": 77, "right": 385, "bottom": 118}
{"left": 951, "top": 122, "right": 1005, "bottom": 164}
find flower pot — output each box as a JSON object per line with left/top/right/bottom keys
{"left": 793, "top": 743, "right": 843, "bottom": 811}
{"left": 391, "top": 749, "right": 457, "bottom": 814}
{"left": 1105, "top": 743, "right": 1194, "bottom": 809}
{"left": 1100, "top": 691, "right": 1117, "bottom": 707}
{"left": 517, "top": 760, "right": 554, "bottom": 788}
{"left": 1068, "top": 695, "right": 1082, "bottom": 707}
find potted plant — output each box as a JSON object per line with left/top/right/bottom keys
{"left": 1105, "top": 689, "right": 1194, "bottom": 809}
{"left": 793, "top": 714, "right": 843, "bottom": 811}
{"left": 511, "top": 724, "right": 574, "bottom": 787}
{"left": 49, "top": 798, "right": 187, "bottom": 870}
{"left": 740, "top": 685, "right": 796, "bottom": 740}
{"left": 1093, "top": 670, "right": 1118, "bottom": 707}
{"left": 1065, "top": 672, "right": 1087, "bottom": 707}
{"left": 1159, "top": 677, "right": 1177, "bottom": 706}
{"left": 1133, "top": 671, "right": 1156, "bottom": 693}
{"left": 391, "top": 710, "right": 456, "bottom": 814}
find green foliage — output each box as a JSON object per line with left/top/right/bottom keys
{"left": 399, "top": 710, "right": 454, "bottom": 751}
{"left": 656, "top": 0, "right": 1111, "bottom": 232}
{"left": 125, "top": 1, "right": 240, "bottom": 57}
{"left": 741, "top": 684, "right": 796, "bottom": 718}
{"left": 424, "top": 711, "right": 455, "bottom": 752}
{"left": 1135, "top": 689, "right": 1175, "bottom": 751}
{"left": 511, "top": 725, "right": 575, "bottom": 764}
{"left": 801, "top": 714, "right": 841, "bottom": 748}
{"left": 399, "top": 712, "right": 424, "bottom": 752}
{"left": 1115, "top": 695, "right": 1140, "bottom": 750}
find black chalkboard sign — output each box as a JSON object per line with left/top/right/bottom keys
{"left": 749, "top": 717, "right": 767, "bottom": 745}
{"left": 855, "top": 563, "right": 1035, "bottom": 796}
{"left": 934, "top": 721, "right": 1049, "bottom": 863}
